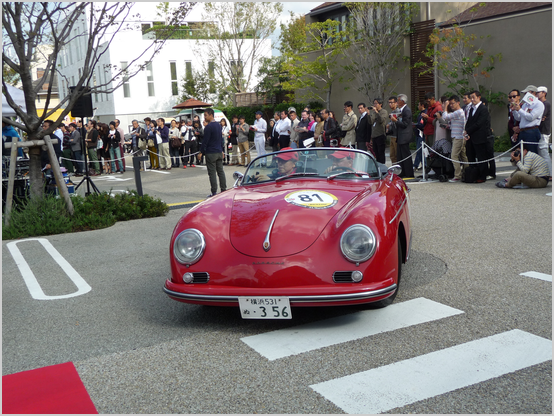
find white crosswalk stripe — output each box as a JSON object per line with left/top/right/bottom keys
{"left": 520, "top": 271, "right": 552, "bottom": 282}
{"left": 310, "top": 329, "right": 552, "bottom": 414}
{"left": 241, "top": 297, "right": 463, "bottom": 360}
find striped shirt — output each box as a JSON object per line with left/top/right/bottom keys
{"left": 516, "top": 151, "right": 550, "bottom": 178}
{"left": 443, "top": 109, "right": 466, "bottom": 139}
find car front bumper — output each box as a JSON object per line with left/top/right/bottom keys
{"left": 163, "top": 282, "right": 397, "bottom": 307}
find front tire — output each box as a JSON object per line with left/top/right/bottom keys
{"left": 368, "top": 237, "right": 402, "bottom": 309}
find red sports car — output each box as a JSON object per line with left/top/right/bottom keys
{"left": 164, "top": 148, "right": 412, "bottom": 319}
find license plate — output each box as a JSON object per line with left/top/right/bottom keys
{"left": 238, "top": 297, "right": 292, "bottom": 319}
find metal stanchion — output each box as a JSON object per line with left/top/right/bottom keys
{"left": 421, "top": 141, "right": 427, "bottom": 181}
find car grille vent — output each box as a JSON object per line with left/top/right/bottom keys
{"left": 333, "top": 271, "right": 355, "bottom": 283}
{"left": 192, "top": 272, "right": 210, "bottom": 283}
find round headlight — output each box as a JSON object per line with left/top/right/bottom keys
{"left": 340, "top": 224, "right": 376, "bottom": 263}
{"left": 173, "top": 229, "right": 206, "bottom": 265}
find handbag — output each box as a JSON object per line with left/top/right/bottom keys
{"left": 139, "top": 138, "right": 147, "bottom": 150}
{"left": 147, "top": 138, "right": 155, "bottom": 148}
{"left": 171, "top": 137, "right": 181, "bottom": 148}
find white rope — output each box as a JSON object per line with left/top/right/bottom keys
{"left": 424, "top": 141, "right": 528, "bottom": 165}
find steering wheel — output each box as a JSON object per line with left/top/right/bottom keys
{"left": 332, "top": 166, "right": 355, "bottom": 173}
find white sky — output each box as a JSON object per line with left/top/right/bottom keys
{"left": 131, "top": 1, "right": 322, "bottom": 56}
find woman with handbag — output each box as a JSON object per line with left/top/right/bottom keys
{"left": 97, "top": 122, "right": 112, "bottom": 174}
{"left": 108, "top": 121, "right": 124, "bottom": 174}
{"left": 220, "top": 118, "right": 230, "bottom": 165}
{"left": 193, "top": 120, "right": 204, "bottom": 165}
{"left": 169, "top": 119, "right": 181, "bottom": 168}
{"left": 144, "top": 117, "right": 159, "bottom": 170}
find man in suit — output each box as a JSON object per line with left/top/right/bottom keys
{"left": 355, "top": 103, "right": 372, "bottom": 152}
{"left": 390, "top": 94, "right": 414, "bottom": 178}
{"left": 464, "top": 90, "right": 490, "bottom": 183}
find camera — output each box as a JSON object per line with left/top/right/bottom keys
{"left": 513, "top": 150, "right": 520, "bottom": 157}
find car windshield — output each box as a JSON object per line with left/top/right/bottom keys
{"left": 242, "top": 148, "right": 380, "bottom": 185}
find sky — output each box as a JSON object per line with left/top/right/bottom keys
{"left": 132, "top": 1, "right": 322, "bottom": 56}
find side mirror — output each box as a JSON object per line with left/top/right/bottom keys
{"left": 387, "top": 165, "right": 402, "bottom": 176}
{"left": 233, "top": 171, "right": 244, "bottom": 187}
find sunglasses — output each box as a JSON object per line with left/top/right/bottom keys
{"left": 508, "top": 95, "right": 519, "bottom": 99}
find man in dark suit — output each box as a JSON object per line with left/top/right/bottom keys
{"left": 390, "top": 94, "right": 414, "bottom": 178}
{"left": 355, "top": 103, "right": 372, "bottom": 152}
{"left": 464, "top": 90, "right": 490, "bottom": 182}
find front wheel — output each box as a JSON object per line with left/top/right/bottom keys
{"left": 368, "top": 237, "right": 402, "bottom": 309}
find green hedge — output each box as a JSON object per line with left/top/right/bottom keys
{"left": 2, "top": 191, "right": 169, "bottom": 240}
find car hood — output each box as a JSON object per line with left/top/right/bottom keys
{"left": 229, "top": 182, "right": 371, "bottom": 257}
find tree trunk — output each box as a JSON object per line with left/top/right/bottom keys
{"left": 28, "top": 147, "right": 43, "bottom": 201}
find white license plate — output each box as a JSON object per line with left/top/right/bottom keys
{"left": 238, "top": 297, "right": 292, "bottom": 319}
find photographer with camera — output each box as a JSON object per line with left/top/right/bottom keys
{"left": 321, "top": 109, "right": 339, "bottom": 148}
{"left": 496, "top": 145, "right": 549, "bottom": 189}
{"left": 369, "top": 98, "right": 388, "bottom": 164}
{"left": 386, "top": 97, "right": 399, "bottom": 164}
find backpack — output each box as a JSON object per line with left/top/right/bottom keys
{"left": 462, "top": 165, "right": 479, "bottom": 183}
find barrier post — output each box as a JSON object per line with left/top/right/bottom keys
{"left": 520, "top": 140, "right": 525, "bottom": 165}
{"left": 133, "top": 155, "right": 149, "bottom": 196}
{"left": 421, "top": 141, "right": 427, "bottom": 181}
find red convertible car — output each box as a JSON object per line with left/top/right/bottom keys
{"left": 164, "top": 148, "right": 411, "bottom": 319}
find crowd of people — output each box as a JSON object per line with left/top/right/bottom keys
{"left": 10, "top": 83, "right": 550, "bottom": 194}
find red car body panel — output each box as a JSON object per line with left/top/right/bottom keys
{"left": 165, "top": 171, "right": 411, "bottom": 308}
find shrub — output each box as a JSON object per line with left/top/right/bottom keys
{"left": 2, "top": 191, "right": 169, "bottom": 240}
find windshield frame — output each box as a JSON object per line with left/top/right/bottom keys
{"left": 240, "top": 147, "right": 381, "bottom": 186}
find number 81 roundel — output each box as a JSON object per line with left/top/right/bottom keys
{"left": 284, "top": 190, "right": 339, "bottom": 209}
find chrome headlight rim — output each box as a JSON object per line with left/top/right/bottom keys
{"left": 340, "top": 224, "right": 377, "bottom": 263}
{"left": 173, "top": 228, "right": 206, "bottom": 265}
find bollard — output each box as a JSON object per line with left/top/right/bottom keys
{"left": 421, "top": 141, "right": 427, "bottom": 181}
{"left": 133, "top": 155, "right": 149, "bottom": 196}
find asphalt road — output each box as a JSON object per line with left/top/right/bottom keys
{"left": 2, "top": 152, "right": 552, "bottom": 414}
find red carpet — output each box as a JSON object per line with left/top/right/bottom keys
{"left": 2, "top": 362, "right": 97, "bottom": 414}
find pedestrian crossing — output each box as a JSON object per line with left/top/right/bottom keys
{"left": 310, "top": 329, "right": 552, "bottom": 414}
{"left": 240, "top": 296, "right": 552, "bottom": 414}
{"left": 520, "top": 271, "right": 552, "bottom": 282}
{"left": 241, "top": 298, "right": 463, "bottom": 361}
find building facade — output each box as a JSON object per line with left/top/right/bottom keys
{"left": 303, "top": 2, "right": 552, "bottom": 137}
{"left": 56, "top": 6, "right": 271, "bottom": 132}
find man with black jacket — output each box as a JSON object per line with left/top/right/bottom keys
{"left": 390, "top": 94, "right": 414, "bottom": 178}
{"left": 321, "top": 109, "right": 338, "bottom": 147}
{"left": 464, "top": 90, "right": 491, "bottom": 183}
{"left": 199, "top": 108, "right": 226, "bottom": 197}
{"left": 355, "top": 103, "right": 372, "bottom": 151}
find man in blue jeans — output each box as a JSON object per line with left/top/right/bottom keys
{"left": 199, "top": 108, "right": 227, "bottom": 197}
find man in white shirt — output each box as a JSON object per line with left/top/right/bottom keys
{"left": 53, "top": 124, "right": 63, "bottom": 155}
{"left": 277, "top": 110, "right": 291, "bottom": 148}
{"left": 511, "top": 85, "right": 545, "bottom": 154}
{"left": 252, "top": 111, "right": 267, "bottom": 165}
{"left": 289, "top": 111, "right": 300, "bottom": 147}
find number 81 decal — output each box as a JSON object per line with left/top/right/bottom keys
{"left": 285, "top": 190, "right": 338, "bottom": 209}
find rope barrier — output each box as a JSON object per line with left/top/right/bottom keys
{"left": 423, "top": 141, "right": 531, "bottom": 166}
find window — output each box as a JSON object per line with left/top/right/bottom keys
{"left": 121, "top": 61, "right": 130, "bottom": 98}
{"left": 185, "top": 61, "right": 192, "bottom": 78}
{"left": 146, "top": 61, "right": 155, "bottom": 96}
{"left": 170, "top": 61, "right": 178, "bottom": 96}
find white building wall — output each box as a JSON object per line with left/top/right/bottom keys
{"left": 57, "top": 9, "right": 271, "bottom": 133}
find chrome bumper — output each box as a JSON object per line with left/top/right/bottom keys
{"left": 163, "top": 284, "right": 397, "bottom": 304}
